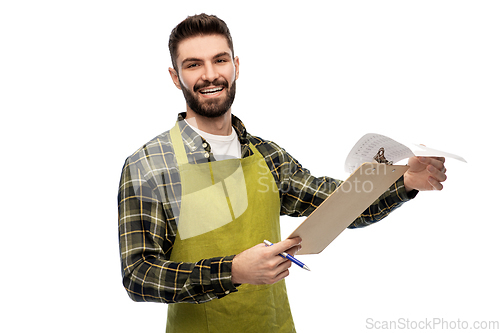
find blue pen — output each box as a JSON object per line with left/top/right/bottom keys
{"left": 264, "top": 240, "right": 311, "bottom": 271}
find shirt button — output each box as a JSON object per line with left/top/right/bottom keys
{"left": 224, "top": 290, "right": 230, "bottom": 295}
{"left": 204, "top": 152, "right": 210, "bottom": 158}
{"left": 191, "top": 146, "right": 196, "bottom": 151}
{"left": 202, "top": 142, "right": 208, "bottom": 148}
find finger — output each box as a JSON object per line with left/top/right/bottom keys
{"left": 271, "top": 268, "right": 290, "bottom": 284}
{"left": 270, "top": 237, "right": 302, "bottom": 256}
{"left": 418, "top": 156, "right": 445, "bottom": 165}
{"left": 427, "top": 164, "right": 447, "bottom": 182}
{"left": 427, "top": 157, "right": 445, "bottom": 170}
{"left": 270, "top": 255, "right": 288, "bottom": 267}
{"left": 428, "top": 176, "right": 444, "bottom": 191}
{"left": 273, "top": 261, "right": 292, "bottom": 280}
{"left": 284, "top": 244, "right": 301, "bottom": 256}
{"left": 419, "top": 156, "right": 444, "bottom": 168}
{"left": 276, "top": 259, "right": 292, "bottom": 271}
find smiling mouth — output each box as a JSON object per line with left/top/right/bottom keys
{"left": 199, "top": 87, "right": 224, "bottom": 95}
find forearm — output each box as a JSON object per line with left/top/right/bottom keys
{"left": 121, "top": 250, "right": 237, "bottom": 304}
{"left": 279, "top": 161, "right": 342, "bottom": 217}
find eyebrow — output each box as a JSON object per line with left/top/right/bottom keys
{"left": 181, "top": 52, "right": 232, "bottom": 66}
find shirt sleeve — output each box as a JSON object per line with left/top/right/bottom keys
{"left": 268, "top": 142, "right": 417, "bottom": 226}
{"left": 118, "top": 157, "right": 238, "bottom": 304}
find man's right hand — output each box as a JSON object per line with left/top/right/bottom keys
{"left": 231, "top": 237, "right": 302, "bottom": 285}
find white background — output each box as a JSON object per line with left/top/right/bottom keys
{"left": 1, "top": 1, "right": 499, "bottom": 332}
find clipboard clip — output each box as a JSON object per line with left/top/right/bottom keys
{"left": 373, "top": 147, "right": 393, "bottom": 165}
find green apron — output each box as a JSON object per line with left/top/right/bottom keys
{"left": 166, "top": 122, "right": 295, "bottom": 332}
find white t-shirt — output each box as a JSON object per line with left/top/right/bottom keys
{"left": 186, "top": 122, "right": 242, "bottom": 160}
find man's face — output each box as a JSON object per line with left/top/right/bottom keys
{"left": 169, "top": 35, "right": 239, "bottom": 118}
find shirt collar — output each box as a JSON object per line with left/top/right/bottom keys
{"left": 176, "top": 112, "right": 249, "bottom": 145}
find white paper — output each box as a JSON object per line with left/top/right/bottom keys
{"left": 344, "top": 133, "right": 414, "bottom": 173}
{"left": 412, "top": 144, "right": 468, "bottom": 163}
{"left": 345, "top": 133, "right": 467, "bottom": 173}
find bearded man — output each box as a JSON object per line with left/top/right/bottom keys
{"left": 118, "top": 14, "right": 447, "bottom": 332}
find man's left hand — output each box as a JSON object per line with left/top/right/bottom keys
{"left": 404, "top": 156, "right": 447, "bottom": 192}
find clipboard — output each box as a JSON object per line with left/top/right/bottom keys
{"left": 288, "top": 162, "right": 409, "bottom": 255}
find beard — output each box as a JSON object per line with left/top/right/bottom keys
{"left": 180, "top": 77, "right": 236, "bottom": 118}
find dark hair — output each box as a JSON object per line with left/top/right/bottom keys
{"left": 168, "top": 13, "right": 234, "bottom": 71}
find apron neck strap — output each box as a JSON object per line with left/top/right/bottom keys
{"left": 170, "top": 122, "right": 189, "bottom": 165}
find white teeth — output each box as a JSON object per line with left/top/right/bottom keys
{"left": 200, "top": 87, "right": 223, "bottom": 94}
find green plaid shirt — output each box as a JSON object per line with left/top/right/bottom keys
{"left": 118, "top": 113, "right": 416, "bottom": 304}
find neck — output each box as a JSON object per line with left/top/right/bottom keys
{"left": 185, "top": 109, "right": 233, "bottom": 136}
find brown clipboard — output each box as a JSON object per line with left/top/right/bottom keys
{"left": 288, "top": 162, "right": 409, "bottom": 255}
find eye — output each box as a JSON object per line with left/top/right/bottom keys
{"left": 186, "top": 63, "right": 199, "bottom": 69}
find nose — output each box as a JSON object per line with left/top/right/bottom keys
{"left": 201, "top": 62, "right": 220, "bottom": 82}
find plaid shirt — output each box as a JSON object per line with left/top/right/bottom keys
{"left": 118, "top": 113, "right": 416, "bottom": 304}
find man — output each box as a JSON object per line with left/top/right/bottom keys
{"left": 118, "top": 14, "right": 447, "bottom": 332}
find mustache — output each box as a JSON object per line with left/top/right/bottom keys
{"left": 193, "top": 78, "right": 229, "bottom": 91}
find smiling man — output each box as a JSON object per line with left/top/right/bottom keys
{"left": 172, "top": 36, "right": 237, "bottom": 120}
{"left": 169, "top": 34, "right": 239, "bottom": 134}
{"left": 118, "top": 14, "right": 447, "bottom": 333}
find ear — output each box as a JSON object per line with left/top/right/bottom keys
{"left": 234, "top": 56, "right": 240, "bottom": 81}
{"left": 168, "top": 67, "right": 182, "bottom": 90}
